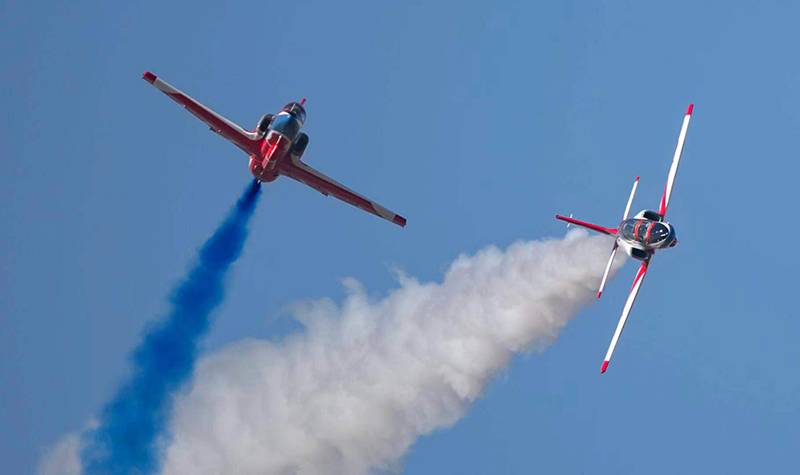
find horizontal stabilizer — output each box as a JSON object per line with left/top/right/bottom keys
{"left": 555, "top": 215, "right": 617, "bottom": 236}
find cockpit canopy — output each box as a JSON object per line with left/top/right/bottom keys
{"left": 270, "top": 113, "right": 300, "bottom": 140}
{"left": 268, "top": 101, "right": 306, "bottom": 140}
{"left": 282, "top": 101, "right": 306, "bottom": 124}
{"left": 619, "top": 218, "right": 676, "bottom": 248}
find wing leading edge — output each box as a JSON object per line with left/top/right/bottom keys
{"left": 601, "top": 259, "right": 650, "bottom": 374}
{"left": 279, "top": 159, "right": 407, "bottom": 227}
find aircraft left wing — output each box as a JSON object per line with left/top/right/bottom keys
{"left": 142, "top": 71, "right": 260, "bottom": 155}
{"left": 279, "top": 159, "right": 407, "bottom": 227}
{"left": 601, "top": 259, "right": 650, "bottom": 374}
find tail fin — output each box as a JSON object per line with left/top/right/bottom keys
{"left": 555, "top": 215, "right": 617, "bottom": 236}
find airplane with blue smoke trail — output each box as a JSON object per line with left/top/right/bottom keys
{"left": 143, "top": 71, "right": 407, "bottom": 227}
{"left": 556, "top": 103, "right": 694, "bottom": 374}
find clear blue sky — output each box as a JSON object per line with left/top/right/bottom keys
{"left": 3, "top": 1, "right": 799, "bottom": 473}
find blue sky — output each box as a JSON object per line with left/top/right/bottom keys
{"left": 2, "top": 1, "right": 799, "bottom": 473}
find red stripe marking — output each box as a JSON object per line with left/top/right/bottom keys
{"left": 142, "top": 71, "right": 156, "bottom": 83}
{"left": 630, "top": 261, "right": 648, "bottom": 290}
{"left": 686, "top": 103, "right": 694, "bottom": 116}
{"left": 601, "top": 361, "right": 609, "bottom": 373}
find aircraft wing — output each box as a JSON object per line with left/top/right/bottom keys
{"left": 600, "top": 259, "right": 650, "bottom": 374}
{"left": 142, "top": 71, "right": 260, "bottom": 155}
{"left": 658, "top": 104, "right": 693, "bottom": 216}
{"left": 279, "top": 159, "right": 407, "bottom": 227}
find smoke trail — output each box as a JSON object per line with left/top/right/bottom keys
{"left": 156, "top": 231, "right": 622, "bottom": 475}
{"left": 41, "top": 231, "right": 622, "bottom": 475}
{"left": 79, "top": 180, "right": 261, "bottom": 474}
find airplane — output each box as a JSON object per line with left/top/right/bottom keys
{"left": 556, "top": 103, "right": 694, "bottom": 374}
{"left": 141, "top": 71, "right": 407, "bottom": 227}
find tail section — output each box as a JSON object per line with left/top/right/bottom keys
{"left": 555, "top": 215, "right": 617, "bottom": 236}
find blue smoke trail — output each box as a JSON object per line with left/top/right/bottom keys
{"left": 81, "top": 180, "right": 261, "bottom": 474}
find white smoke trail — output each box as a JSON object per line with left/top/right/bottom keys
{"left": 40, "top": 231, "right": 622, "bottom": 475}
{"left": 161, "top": 231, "right": 621, "bottom": 475}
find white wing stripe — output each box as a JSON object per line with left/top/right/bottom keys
{"left": 661, "top": 106, "right": 693, "bottom": 215}
{"left": 623, "top": 177, "right": 639, "bottom": 220}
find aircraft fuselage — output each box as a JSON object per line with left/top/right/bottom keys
{"left": 616, "top": 210, "right": 678, "bottom": 260}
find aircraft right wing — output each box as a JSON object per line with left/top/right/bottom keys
{"left": 658, "top": 104, "right": 693, "bottom": 217}
{"left": 601, "top": 258, "right": 650, "bottom": 374}
{"left": 279, "top": 158, "right": 407, "bottom": 227}
{"left": 142, "top": 71, "right": 260, "bottom": 155}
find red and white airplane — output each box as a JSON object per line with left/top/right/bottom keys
{"left": 556, "top": 104, "right": 694, "bottom": 374}
{"left": 142, "top": 71, "right": 406, "bottom": 227}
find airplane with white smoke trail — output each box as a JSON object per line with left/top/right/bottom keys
{"left": 556, "top": 103, "right": 694, "bottom": 374}
{"left": 142, "top": 71, "right": 407, "bottom": 227}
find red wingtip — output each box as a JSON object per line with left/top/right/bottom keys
{"left": 142, "top": 71, "right": 156, "bottom": 83}
{"left": 393, "top": 215, "right": 407, "bottom": 227}
{"left": 596, "top": 291, "right": 603, "bottom": 299}
{"left": 635, "top": 176, "right": 640, "bottom": 181}
{"left": 600, "top": 361, "right": 609, "bottom": 373}
{"left": 300, "top": 98, "right": 307, "bottom": 105}
{"left": 686, "top": 103, "right": 694, "bottom": 116}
